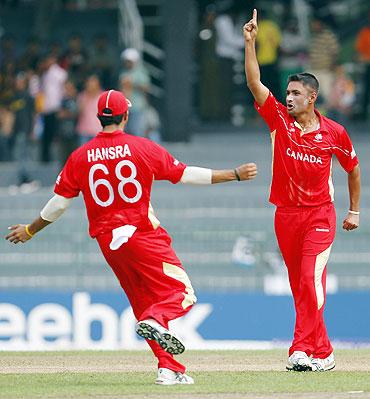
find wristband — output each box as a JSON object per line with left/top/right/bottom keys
{"left": 348, "top": 210, "right": 360, "bottom": 215}
{"left": 234, "top": 169, "right": 241, "bottom": 181}
{"left": 25, "top": 224, "right": 34, "bottom": 238}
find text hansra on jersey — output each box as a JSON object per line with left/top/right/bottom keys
{"left": 87, "top": 145, "right": 132, "bottom": 163}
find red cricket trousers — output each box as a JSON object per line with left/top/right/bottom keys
{"left": 96, "top": 226, "right": 196, "bottom": 373}
{"left": 274, "top": 202, "right": 336, "bottom": 359}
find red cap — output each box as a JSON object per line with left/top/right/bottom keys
{"left": 97, "top": 90, "right": 131, "bottom": 117}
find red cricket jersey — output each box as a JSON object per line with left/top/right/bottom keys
{"left": 54, "top": 131, "right": 186, "bottom": 237}
{"left": 255, "top": 93, "right": 359, "bottom": 207}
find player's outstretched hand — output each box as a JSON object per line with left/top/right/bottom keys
{"left": 243, "top": 8, "right": 258, "bottom": 42}
{"left": 5, "top": 224, "right": 32, "bottom": 244}
{"left": 342, "top": 213, "right": 359, "bottom": 231}
{"left": 235, "top": 163, "right": 257, "bottom": 181}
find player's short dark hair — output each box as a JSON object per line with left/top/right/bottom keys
{"left": 97, "top": 114, "right": 124, "bottom": 127}
{"left": 287, "top": 73, "right": 319, "bottom": 93}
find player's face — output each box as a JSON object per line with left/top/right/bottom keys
{"left": 286, "top": 82, "right": 314, "bottom": 116}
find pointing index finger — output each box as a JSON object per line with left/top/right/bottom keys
{"left": 253, "top": 8, "right": 257, "bottom": 23}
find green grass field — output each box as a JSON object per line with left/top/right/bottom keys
{"left": 1, "top": 350, "right": 370, "bottom": 398}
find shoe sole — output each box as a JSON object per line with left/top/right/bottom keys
{"left": 287, "top": 362, "right": 336, "bottom": 372}
{"left": 312, "top": 362, "right": 336, "bottom": 372}
{"left": 286, "top": 364, "right": 313, "bottom": 372}
{"left": 155, "top": 379, "right": 194, "bottom": 385}
{"left": 325, "top": 362, "right": 335, "bottom": 371}
{"left": 155, "top": 379, "right": 176, "bottom": 385}
{"left": 136, "top": 321, "right": 185, "bottom": 355}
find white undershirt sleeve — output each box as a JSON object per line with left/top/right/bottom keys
{"left": 180, "top": 166, "right": 212, "bottom": 185}
{"left": 40, "top": 194, "right": 73, "bottom": 222}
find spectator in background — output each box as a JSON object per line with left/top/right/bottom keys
{"left": 76, "top": 74, "right": 102, "bottom": 145}
{"left": 60, "top": 33, "right": 88, "bottom": 90}
{"left": 0, "top": 33, "right": 17, "bottom": 68}
{"left": 355, "top": 12, "right": 370, "bottom": 121}
{"left": 17, "top": 36, "right": 41, "bottom": 72}
{"left": 0, "top": 60, "right": 16, "bottom": 161}
{"left": 308, "top": 18, "right": 339, "bottom": 110}
{"left": 280, "top": 18, "right": 308, "bottom": 91}
{"left": 119, "top": 48, "right": 150, "bottom": 137}
{"left": 88, "top": 32, "right": 116, "bottom": 89}
{"left": 327, "top": 65, "right": 355, "bottom": 125}
{"left": 26, "top": 58, "right": 44, "bottom": 145}
{"left": 58, "top": 80, "right": 78, "bottom": 165}
{"left": 8, "top": 72, "right": 38, "bottom": 190}
{"left": 213, "top": 2, "right": 244, "bottom": 120}
{"left": 0, "top": 60, "right": 16, "bottom": 110}
{"left": 48, "top": 40, "right": 64, "bottom": 62}
{"left": 40, "top": 53, "right": 67, "bottom": 162}
{"left": 197, "top": 4, "right": 222, "bottom": 121}
{"left": 0, "top": 106, "right": 14, "bottom": 161}
{"left": 27, "top": 60, "right": 42, "bottom": 102}
{"left": 144, "top": 104, "right": 161, "bottom": 143}
{"left": 255, "top": 9, "right": 282, "bottom": 100}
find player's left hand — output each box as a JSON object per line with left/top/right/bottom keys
{"left": 5, "top": 224, "right": 32, "bottom": 244}
{"left": 342, "top": 213, "right": 359, "bottom": 231}
{"left": 235, "top": 163, "right": 258, "bottom": 181}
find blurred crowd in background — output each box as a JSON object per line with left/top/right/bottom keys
{"left": 0, "top": 28, "right": 158, "bottom": 185}
{"left": 196, "top": 0, "right": 370, "bottom": 126}
{"left": 0, "top": 0, "right": 369, "bottom": 188}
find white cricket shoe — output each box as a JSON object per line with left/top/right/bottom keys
{"left": 135, "top": 319, "right": 185, "bottom": 355}
{"left": 311, "top": 353, "right": 335, "bottom": 371}
{"left": 286, "top": 351, "right": 314, "bottom": 372}
{"left": 155, "top": 368, "right": 194, "bottom": 385}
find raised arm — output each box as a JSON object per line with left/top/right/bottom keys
{"left": 342, "top": 165, "right": 361, "bottom": 231}
{"left": 243, "top": 9, "right": 269, "bottom": 106}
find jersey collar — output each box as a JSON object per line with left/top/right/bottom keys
{"left": 97, "top": 130, "right": 125, "bottom": 137}
{"left": 290, "top": 108, "right": 329, "bottom": 135}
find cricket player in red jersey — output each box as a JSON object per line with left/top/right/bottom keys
{"left": 243, "top": 10, "right": 361, "bottom": 372}
{"left": 6, "top": 89, "right": 257, "bottom": 384}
